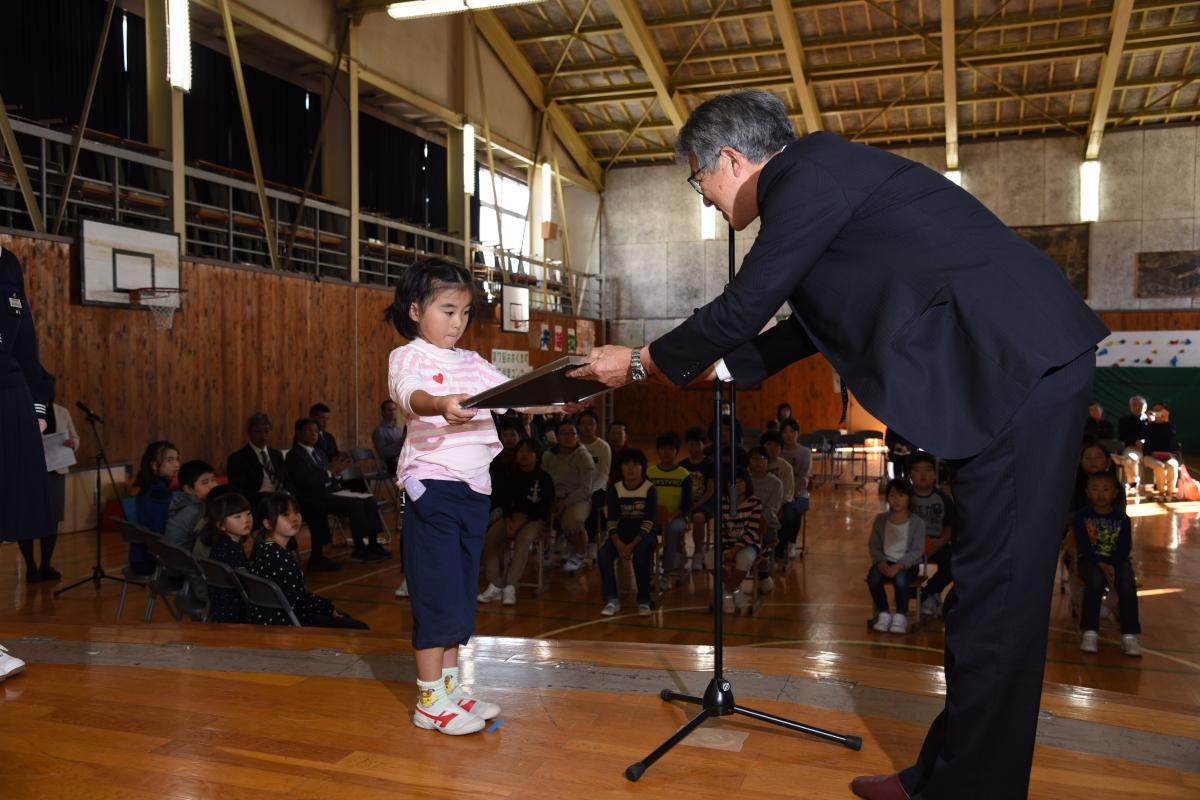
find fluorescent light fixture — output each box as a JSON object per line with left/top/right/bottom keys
{"left": 700, "top": 202, "right": 717, "bottom": 240}
{"left": 540, "top": 162, "right": 553, "bottom": 220}
{"left": 165, "top": 0, "right": 191, "bottom": 92}
{"left": 387, "top": 0, "right": 542, "bottom": 19}
{"left": 1080, "top": 159, "right": 1101, "bottom": 222}
{"left": 944, "top": 169, "right": 962, "bottom": 187}
{"left": 462, "top": 123, "right": 475, "bottom": 196}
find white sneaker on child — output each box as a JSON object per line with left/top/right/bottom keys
{"left": 637, "top": 603, "right": 652, "bottom": 617}
{"left": 888, "top": 614, "right": 908, "bottom": 634}
{"left": 394, "top": 579, "right": 409, "bottom": 598}
{"left": 0, "top": 644, "right": 25, "bottom": 681}
{"left": 477, "top": 584, "right": 503, "bottom": 603}
{"left": 873, "top": 612, "right": 893, "bottom": 632}
{"left": 1080, "top": 630, "right": 1099, "bottom": 653}
{"left": 786, "top": 543, "right": 797, "bottom": 561}
{"left": 722, "top": 593, "right": 735, "bottom": 614}
{"left": 1120, "top": 634, "right": 1142, "bottom": 657}
{"left": 758, "top": 576, "right": 774, "bottom": 595}
{"left": 562, "top": 555, "right": 584, "bottom": 574}
{"left": 443, "top": 672, "right": 501, "bottom": 720}
{"left": 600, "top": 600, "right": 620, "bottom": 616}
{"left": 413, "top": 688, "right": 486, "bottom": 735}
{"left": 502, "top": 585, "right": 517, "bottom": 606}
{"left": 733, "top": 588, "right": 752, "bottom": 611}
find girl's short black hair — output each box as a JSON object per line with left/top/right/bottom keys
{"left": 200, "top": 492, "right": 253, "bottom": 548}
{"left": 885, "top": 477, "right": 915, "bottom": 497}
{"left": 385, "top": 257, "right": 475, "bottom": 340}
{"left": 515, "top": 437, "right": 542, "bottom": 459}
{"left": 617, "top": 447, "right": 648, "bottom": 470}
{"left": 257, "top": 492, "right": 300, "bottom": 532}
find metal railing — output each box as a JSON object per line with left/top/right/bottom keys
{"left": 0, "top": 117, "right": 605, "bottom": 319}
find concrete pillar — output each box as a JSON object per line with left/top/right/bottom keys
{"left": 144, "top": 0, "right": 185, "bottom": 240}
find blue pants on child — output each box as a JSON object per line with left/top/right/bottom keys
{"left": 402, "top": 479, "right": 490, "bottom": 650}
{"left": 1079, "top": 557, "right": 1141, "bottom": 634}
{"left": 598, "top": 531, "right": 657, "bottom": 604}
{"left": 867, "top": 562, "right": 920, "bottom": 615}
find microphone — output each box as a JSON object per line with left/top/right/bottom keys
{"left": 75, "top": 400, "right": 104, "bottom": 423}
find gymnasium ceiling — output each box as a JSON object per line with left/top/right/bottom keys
{"left": 485, "top": 0, "right": 1199, "bottom": 169}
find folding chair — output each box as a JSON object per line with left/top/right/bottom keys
{"left": 197, "top": 557, "right": 252, "bottom": 621}
{"left": 114, "top": 520, "right": 156, "bottom": 622}
{"left": 865, "top": 538, "right": 938, "bottom": 632}
{"left": 147, "top": 536, "right": 208, "bottom": 622}
{"left": 235, "top": 568, "right": 302, "bottom": 627}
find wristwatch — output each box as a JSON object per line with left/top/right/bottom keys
{"left": 629, "top": 347, "right": 648, "bottom": 382}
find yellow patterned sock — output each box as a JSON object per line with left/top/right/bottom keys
{"left": 442, "top": 666, "right": 460, "bottom": 699}
{"left": 417, "top": 677, "right": 443, "bottom": 709}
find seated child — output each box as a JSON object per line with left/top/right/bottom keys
{"left": 868, "top": 478, "right": 926, "bottom": 634}
{"left": 705, "top": 468, "right": 763, "bottom": 613}
{"left": 598, "top": 448, "right": 658, "bottom": 617}
{"left": 760, "top": 430, "right": 799, "bottom": 561}
{"left": 130, "top": 440, "right": 182, "bottom": 574}
{"left": 645, "top": 432, "right": 693, "bottom": 573}
{"left": 1073, "top": 472, "right": 1141, "bottom": 656}
{"left": 908, "top": 452, "right": 956, "bottom": 617}
{"left": 165, "top": 460, "right": 218, "bottom": 551}
{"left": 248, "top": 492, "right": 369, "bottom": 629}
{"left": 682, "top": 427, "right": 716, "bottom": 572}
{"left": 478, "top": 438, "right": 556, "bottom": 607}
{"left": 201, "top": 492, "right": 255, "bottom": 623}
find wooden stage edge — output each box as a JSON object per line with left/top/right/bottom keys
{"left": 0, "top": 620, "right": 1197, "bottom": 799}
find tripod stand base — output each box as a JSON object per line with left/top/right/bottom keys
{"left": 54, "top": 565, "right": 123, "bottom": 597}
{"left": 624, "top": 678, "right": 861, "bottom": 782}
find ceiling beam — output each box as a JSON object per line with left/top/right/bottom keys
{"left": 473, "top": 11, "right": 604, "bottom": 190}
{"left": 940, "top": 0, "right": 957, "bottom": 170}
{"left": 606, "top": 0, "right": 689, "bottom": 130}
{"left": 770, "top": 0, "right": 821, "bottom": 132}
{"left": 1086, "top": 0, "right": 1136, "bottom": 159}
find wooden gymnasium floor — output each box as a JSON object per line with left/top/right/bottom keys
{"left": 0, "top": 483, "right": 1197, "bottom": 798}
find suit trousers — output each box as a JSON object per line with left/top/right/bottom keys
{"left": 899, "top": 349, "right": 1093, "bottom": 800}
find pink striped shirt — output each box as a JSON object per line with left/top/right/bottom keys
{"left": 388, "top": 337, "right": 509, "bottom": 495}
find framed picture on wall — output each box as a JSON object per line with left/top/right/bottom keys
{"left": 1136, "top": 251, "right": 1200, "bottom": 299}
{"left": 1011, "top": 223, "right": 1089, "bottom": 298}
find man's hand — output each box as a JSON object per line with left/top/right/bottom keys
{"left": 570, "top": 345, "right": 634, "bottom": 388}
{"left": 436, "top": 394, "right": 476, "bottom": 425}
{"left": 331, "top": 455, "right": 352, "bottom": 474}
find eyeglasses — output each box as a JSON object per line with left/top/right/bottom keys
{"left": 686, "top": 166, "right": 704, "bottom": 195}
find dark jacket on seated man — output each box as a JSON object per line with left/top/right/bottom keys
{"left": 285, "top": 433, "right": 385, "bottom": 560}
{"left": 227, "top": 443, "right": 288, "bottom": 505}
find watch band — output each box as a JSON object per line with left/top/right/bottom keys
{"left": 629, "top": 348, "right": 648, "bottom": 382}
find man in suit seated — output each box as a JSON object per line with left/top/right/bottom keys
{"left": 286, "top": 417, "right": 388, "bottom": 570}
{"left": 226, "top": 412, "right": 288, "bottom": 509}
{"left": 310, "top": 402, "right": 370, "bottom": 492}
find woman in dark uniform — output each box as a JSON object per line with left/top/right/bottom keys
{"left": 0, "top": 245, "right": 56, "bottom": 682}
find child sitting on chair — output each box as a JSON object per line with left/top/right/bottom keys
{"left": 868, "top": 478, "right": 926, "bottom": 634}
{"left": 1073, "top": 472, "right": 1141, "bottom": 657}
{"left": 598, "top": 448, "right": 658, "bottom": 618}
{"left": 165, "top": 460, "right": 218, "bottom": 552}
{"left": 201, "top": 492, "right": 255, "bottom": 623}
{"left": 706, "top": 467, "right": 763, "bottom": 614}
{"left": 646, "top": 432, "right": 693, "bottom": 573}
{"left": 130, "top": 440, "right": 182, "bottom": 575}
{"left": 682, "top": 427, "right": 716, "bottom": 573}
{"left": 249, "top": 492, "right": 369, "bottom": 630}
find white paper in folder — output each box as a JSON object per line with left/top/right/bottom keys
{"left": 43, "top": 431, "right": 77, "bottom": 473}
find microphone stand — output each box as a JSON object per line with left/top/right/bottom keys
{"left": 624, "top": 226, "right": 861, "bottom": 782}
{"left": 55, "top": 405, "right": 124, "bottom": 596}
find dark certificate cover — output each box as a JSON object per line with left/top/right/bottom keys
{"left": 462, "top": 356, "right": 612, "bottom": 409}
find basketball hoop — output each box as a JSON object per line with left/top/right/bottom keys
{"left": 130, "top": 287, "right": 187, "bottom": 330}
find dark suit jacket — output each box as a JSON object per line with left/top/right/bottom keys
{"left": 649, "top": 132, "right": 1108, "bottom": 459}
{"left": 226, "top": 444, "right": 288, "bottom": 500}
{"left": 316, "top": 429, "right": 339, "bottom": 463}
{"left": 285, "top": 444, "right": 338, "bottom": 499}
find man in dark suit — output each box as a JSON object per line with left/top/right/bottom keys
{"left": 226, "top": 412, "right": 288, "bottom": 509}
{"left": 575, "top": 91, "right": 1107, "bottom": 800}
{"left": 309, "top": 403, "right": 339, "bottom": 463}
{"left": 286, "top": 417, "right": 387, "bottom": 570}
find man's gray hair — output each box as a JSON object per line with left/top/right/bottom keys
{"left": 247, "top": 411, "right": 273, "bottom": 432}
{"left": 675, "top": 90, "right": 797, "bottom": 172}
{"left": 1129, "top": 395, "right": 1147, "bottom": 407}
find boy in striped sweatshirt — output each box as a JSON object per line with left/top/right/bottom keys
{"left": 598, "top": 448, "right": 658, "bottom": 617}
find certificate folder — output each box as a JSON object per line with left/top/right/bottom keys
{"left": 462, "top": 356, "right": 611, "bottom": 409}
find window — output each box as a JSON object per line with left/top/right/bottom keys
{"left": 477, "top": 167, "right": 530, "bottom": 268}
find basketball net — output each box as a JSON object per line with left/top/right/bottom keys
{"left": 131, "top": 288, "right": 186, "bottom": 330}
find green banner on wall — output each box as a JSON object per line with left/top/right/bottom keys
{"left": 1092, "top": 367, "right": 1200, "bottom": 452}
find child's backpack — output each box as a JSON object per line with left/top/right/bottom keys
{"left": 1178, "top": 464, "right": 1200, "bottom": 502}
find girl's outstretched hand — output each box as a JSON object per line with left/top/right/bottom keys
{"left": 437, "top": 394, "right": 476, "bottom": 425}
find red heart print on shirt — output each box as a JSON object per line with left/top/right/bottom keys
{"left": 432, "top": 373, "right": 444, "bottom": 384}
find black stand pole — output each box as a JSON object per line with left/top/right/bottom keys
{"left": 55, "top": 409, "right": 124, "bottom": 596}
{"left": 624, "top": 226, "right": 860, "bottom": 783}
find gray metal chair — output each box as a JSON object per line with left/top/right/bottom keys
{"left": 146, "top": 536, "right": 208, "bottom": 621}
{"left": 115, "top": 521, "right": 158, "bottom": 622}
{"left": 197, "top": 557, "right": 252, "bottom": 622}
{"left": 235, "top": 568, "right": 302, "bottom": 627}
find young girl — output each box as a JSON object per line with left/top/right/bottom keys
{"left": 867, "top": 478, "right": 926, "bottom": 634}
{"left": 201, "top": 492, "right": 255, "bottom": 623}
{"left": 248, "top": 492, "right": 369, "bottom": 630}
{"left": 387, "top": 258, "right": 571, "bottom": 736}
{"left": 705, "top": 468, "right": 763, "bottom": 614}
{"left": 130, "top": 440, "right": 181, "bottom": 574}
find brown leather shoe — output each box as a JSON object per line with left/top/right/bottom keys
{"left": 850, "top": 773, "right": 910, "bottom": 800}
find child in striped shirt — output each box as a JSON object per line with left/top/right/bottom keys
{"left": 387, "top": 258, "right": 569, "bottom": 736}
{"left": 704, "top": 467, "right": 763, "bottom": 613}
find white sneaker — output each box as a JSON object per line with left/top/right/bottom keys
{"left": 722, "top": 593, "right": 735, "bottom": 614}
{"left": 733, "top": 588, "right": 752, "bottom": 611}
{"left": 786, "top": 543, "right": 797, "bottom": 561}
{"left": 873, "top": 611, "right": 893, "bottom": 632}
{"left": 758, "top": 576, "right": 774, "bottom": 595}
{"left": 477, "top": 584, "right": 503, "bottom": 604}
{"left": 920, "top": 594, "right": 941, "bottom": 617}
{"left": 600, "top": 600, "right": 620, "bottom": 616}
{"left": 637, "top": 603, "right": 652, "bottom": 617}
{"left": 394, "top": 579, "right": 409, "bottom": 598}
{"left": 501, "top": 585, "right": 517, "bottom": 606}
{"left": 454, "top": 694, "right": 502, "bottom": 720}
{"left": 562, "top": 555, "right": 584, "bottom": 574}
{"left": 1121, "top": 634, "right": 1142, "bottom": 657}
{"left": 1080, "top": 630, "right": 1099, "bottom": 653}
{"left": 412, "top": 702, "right": 486, "bottom": 735}
{"left": 0, "top": 645, "right": 25, "bottom": 681}
{"left": 889, "top": 613, "right": 908, "bottom": 634}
